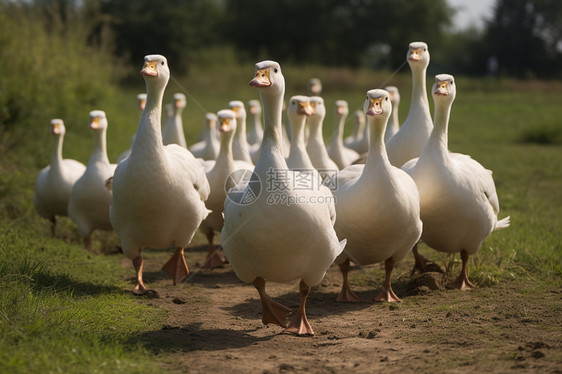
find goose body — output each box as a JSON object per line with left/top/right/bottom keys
{"left": 386, "top": 42, "right": 433, "bottom": 167}
{"left": 285, "top": 95, "right": 315, "bottom": 170}
{"left": 162, "top": 93, "right": 187, "bottom": 148}
{"left": 221, "top": 61, "right": 345, "bottom": 335}
{"left": 110, "top": 55, "right": 210, "bottom": 294}
{"left": 326, "top": 100, "right": 360, "bottom": 169}
{"left": 305, "top": 96, "right": 339, "bottom": 179}
{"left": 384, "top": 86, "right": 401, "bottom": 143}
{"left": 330, "top": 89, "right": 422, "bottom": 302}
{"left": 189, "top": 113, "right": 220, "bottom": 160}
{"left": 67, "top": 111, "right": 117, "bottom": 250}
{"left": 229, "top": 100, "right": 254, "bottom": 164}
{"left": 402, "top": 74, "right": 509, "bottom": 289}
{"left": 34, "top": 119, "right": 86, "bottom": 234}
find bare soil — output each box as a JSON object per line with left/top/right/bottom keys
{"left": 124, "top": 244, "right": 562, "bottom": 374}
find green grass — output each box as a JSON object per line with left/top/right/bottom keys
{"left": 1, "top": 46, "right": 562, "bottom": 372}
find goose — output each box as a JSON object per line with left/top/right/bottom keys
{"left": 308, "top": 77, "right": 322, "bottom": 96}
{"left": 198, "top": 109, "right": 253, "bottom": 269}
{"left": 189, "top": 113, "right": 220, "bottom": 160}
{"left": 109, "top": 55, "right": 210, "bottom": 294}
{"left": 34, "top": 119, "right": 86, "bottom": 235}
{"left": 228, "top": 100, "right": 254, "bottom": 164}
{"left": 221, "top": 60, "right": 346, "bottom": 336}
{"left": 116, "top": 93, "right": 147, "bottom": 164}
{"left": 344, "top": 110, "right": 369, "bottom": 155}
{"left": 384, "top": 86, "right": 401, "bottom": 143}
{"left": 386, "top": 41, "right": 433, "bottom": 168}
{"left": 326, "top": 100, "right": 360, "bottom": 169}
{"left": 68, "top": 110, "right": 117, "bottom": 250}
{"left": 247, "top": 99, "right": 264, "bottom": 145}
{"left": 402, "top": 74, "right": 510, "bottom": 289}
{"left": 162, "top": 93, "right": 188, "bottom": 148}
{"left": 305, "top": 96, "right": 339, "bottom": 180}
{"left": 285, "top": 95, "right": 316, "bottom": 170}
{"left": 329, "top": 89, "right": 422, "bottom": 302}
{"left": 161, "top": 102, "right": 174, "bottom": 137}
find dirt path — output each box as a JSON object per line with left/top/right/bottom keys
{"left": 125, "top": 245, "right": 561, "bottom": 373}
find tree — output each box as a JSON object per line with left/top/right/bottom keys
{"left": 483, "top": 0, "right": 562, "bottom": 78}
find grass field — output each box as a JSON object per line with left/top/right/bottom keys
{"left": 0, "top": 61, "right": 561, "bottom": 373}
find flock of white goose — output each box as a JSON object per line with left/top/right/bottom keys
{"left": 33, "top": 41, "right": 510, "bottom": 336}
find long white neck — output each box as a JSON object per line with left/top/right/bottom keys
{"left": 290, "top": 115, "right": 307, "bottom": 147}
{"left": 426, "top": 98, "right": 451, "bottom": 157}
{"left": 89, "top": 128, "right": 110, "bottom": 166}
{"left": 51, "top": 134, "right": 63, "bottom": 170}
{"left": 364, "top": 115, "right": 390, "bottom": 168}
{"left": 331, "top": 115, "right": 345, "bottom": 146}
{"left": 131, "top": 80, "right": 165, "bottom": 162}
{"left": 234, "top": 113, "right": 247, "bottom": 142}
{"left": 307, "top": 116, "right": 324, "bottom": 144}
{"left": 216, "top": 131, "right": 234, "bottom": 166}
{"left": 410, "top": 65, "right": 430, "bottom": 117}
{"left": 259, "top": 91, "right": 285, "bottom": 156}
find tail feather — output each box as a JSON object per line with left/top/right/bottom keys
{"left": 495, "top": 216, "right": 510, "bottom": 230}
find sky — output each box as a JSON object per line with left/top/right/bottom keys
{"left": 446, "top": 0, "right": 496, "bottom": 31}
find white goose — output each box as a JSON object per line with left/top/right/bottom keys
{"left": 116, "top": 93, "right": 147, "bottom": 164}
{"left": 229, "top": 100, "right": 254, "bottom": 164}
{"left": 285, "top": 95, "right": 315, "bottom": 170}
{"left": 198, "top": 109, "right": 253, "bottom": 269}
{"left": 386, "top": 42, "right": 433, "bottom": 167}
{"left": 34, "top": 119, "right": 86, "bottom": 235}
{"left": 384, "top": 86, "right": 401, "bottom": 142}
{"left": 247, "top": 99, "right": 264, "bottom": 146}
{"left": 68, "top": 111, "right": 117, "bottom": 250}
{"left": 162, "top": 93, "right": 187, "bottom": 148}
{"left": 189, "top": 113, "right": 220, "bottom": 160}
{"left": 402, "top": 74, "right": 510, "bottom": 289}
{"left": 305, "top": 96, "right": 339, "bottom": 179}
{"left": 221, "top": 60, "right": 346, "bottom": 336}
{"left": 326, "top": 100, "right": 360, "bottom": 169}
{"left": 330, "top": 89, "right": 422, "bottom": 302}
{"left": 344, "top": 110, "right": 368, "bottom": 155}
{"left": 109, "top": 55, "right": 210, "bottom": 294}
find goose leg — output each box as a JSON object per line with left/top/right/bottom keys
{"left": 286, "top": 279, "right": 314, "bottom": 336}
{"left": 253, "top": 277, "right": 291, "bottom": 328}
{"left": 410, "top": 243, "right": 427, "bottom": 274}
{"left": 456, "top": 249, "right": 475, "bottom": 290}
{"left": 337, "top": 258, "right": 360, "bottom": 302}
{"left": 49, "top": 217, "right": 56, "bottom": 236}
{"left": 374, "top": 258, "right": 401, "bottom": 302}
{"left": 202, "top": 230, "right": 226, "bottom": 269}
{"left": 132, "top": 254, "right": 147, "bottom": 295}
{"left": 161, "top": 246, "right": 189, "bottom": 285}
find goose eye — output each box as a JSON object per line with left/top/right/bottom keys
{"left": 161, "top": 61, "right": 164, "bottom": 65}
{"left": 385, "top": 97, "right": 388, "bottom": 101}
{"left": 423, "top": 48, "right": 427, "bottom": 51}
{"left": 274, "top": 68, "right": 278, "bottom": 73}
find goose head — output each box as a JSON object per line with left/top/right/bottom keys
{"left": 432, "top": 74, "right": 456, "bottom": 104}
{"left": 248, "top": 99, "right": 262, "bottom": 116}
{"left": 89, "top": 110, "right": 108, "bottom": 132}
{"left": 353, "top": 110, "right": 366, "bottom": 128}
{"left": 407, "top": 42, "right": 430, "bottom": 70}
{"left": 217, "top": 109, "right": 237, "bottom": 135}
{"left": 141, "top": 54, "right": 170, "bottom": 90}
{"left": 228, "top": 100, "right": 246, "bottom": 122}
{"left": 50, "top": 118, "right": 65, "bottom": 136}
{"left": 249, "top": 60, "right": 285, "bottom": 99}
{"left": 309, "top": 96, "right": 325, "bottom": 120}
{"left": 364, "top": 89, "right": 392, "bottom": 122}
{"left": 308, "top": 77, "right": 322, "bottom": 95}
{"left": 384, "top": 86, "right": 400, "bottom": 107}
{"left": 206, "top": 112, "right": 218, "bottom": 130}
{"left": 173, "top": 93, "right": 186, "bottom": 111}
{"left": 137, "top": 93, "right": 147, "bottom": 111}
{"left": 287, "top": 95, "right": 313, "bottom": 122}
{"left": 335, "top": 100, "right": 349, "bottom": 119}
